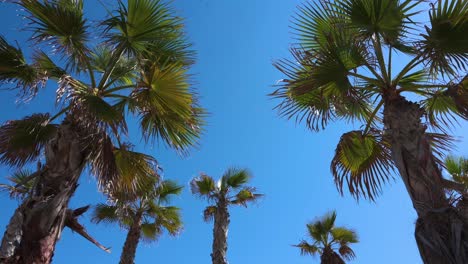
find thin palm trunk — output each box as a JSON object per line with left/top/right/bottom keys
{"left": 0, "top": 120, "right": 86, "bottom": 264}
{"left": 119, "top": 211, "right": 143, "bottom": 264}
{"left": 211, "top": 198, "right": 229, "bottom": 264}
{"left": 384, "top": 96, "right": 468, "bottom": 264}
{"left": 320, "top": 247, "right": 345, "bottom": 264}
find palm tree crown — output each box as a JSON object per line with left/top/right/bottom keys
{"left": 295, "top": 211, "right": 358, "bottom": 264}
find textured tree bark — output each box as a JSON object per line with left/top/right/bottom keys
{"left": 383, "top": 96, "right": 468, "bottom": 264}
{"left": 0, "top": 120, "right": 86, "bottom": 264}
{"left": 211, "top": 198, "right": 229, "bottom": 264}
{"left": 320, "top": 247, "right": 345, "bottom": 264}
{"left": 119, "top": 211, "right": 143, "bottom": 264}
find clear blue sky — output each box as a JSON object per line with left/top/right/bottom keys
{"left": 1, "top": 0, "right": 467, "bottom": 263}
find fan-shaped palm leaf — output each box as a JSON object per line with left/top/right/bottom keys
{"left": 222, "top": 167, "right": 252, "bottom": 190}
{"left": 295, "top": 240, "right": 320, "bottom": 256}
{"left": 0, "top": 170, "right": 35, "bottom": 200}
{"left": 190, "top": 174, "right": 216, "bottom": 198}
{"left": 230, "top": 187, "right": 263, "bottom": 207}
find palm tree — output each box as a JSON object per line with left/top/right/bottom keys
{"left": 295, "top": 211, "right": 358, "bottom": 264}
{"left": 0, "top": 169, "right": 111, "bottom": 255}
{"left": 190, "top": 168, "right": 262, "bottom": 264}
{"left": 0, "top": 0, "right": 204, "bottom": 263}
{"left": 272, "top": 0, "right": 467, "bottom": 263}
{"left": 92, "top": 179, "right": 183, "bottom": 264}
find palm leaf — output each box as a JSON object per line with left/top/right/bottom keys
{"left": 331, "top": 129, "right": 395, "bottom": 201}
{"left": 157, "top": 180, "right": 183, "bottom": 204}
{"left": 190, "top": 174, "right": 216, "bottom": 198}
{"left": 91, "top": 46, "right": 137, "bottom": 87}
{"left": 140, "top": 221, "right": 163, "bottom": 243}
{"left": 153, "top": 206, "right": 182, "bottom": 237}
{"left": 203, "top": 205, "right": 217, "bottom": 222}
{"left": 130, "top": 61, "right": 204, "bottom": 152}
{"left": 419, "top": 0, "right": 468, "bottom": 76}
{"left": 230, "top": 187, "right": 263, "bottom": 207}
{"left": 221, "top": 167, "right": 251, "bottom": 190}
{"left": 19, "top": 0, "right": 90, "bottom": 71}
{"left": 0, "top": 114, "right": 57, "bottom": 167}
{"left": 338, "top": 244, "right": 357, "bottom": 260}
{"left": 92, "top": 204, "right": 123, "bottom": 226}
{"left": 294, "top": 240, "right": 320, "bottom": 256}
{"left": 331, "top": 227, "right": 359, "bottom": 244}
{"left": 0, "top": 35, "right": 41, "bottom": 98}
{"left": 0, "top": 169, "right": 35, "bottom": 200}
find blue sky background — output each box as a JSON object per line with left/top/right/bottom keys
{"left": 1, "top": 0, "right": 467, "bottom": 263}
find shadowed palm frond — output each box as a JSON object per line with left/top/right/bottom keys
{"left": 0, "top": 169, "right": 35, "bottom": 200}
{"left": 294, "top": 240, "right": 320, "bottom": 256}
{"left": 19, "top": 0, "right": 90, "bottom": 71}
{"left": 221, "top": 167, "right": 252, "bottom": 190}
{"left": 92, "top": 203, "right": 128, "bottom": 227}
{"left": 338, "top": 244, "right": 356, "bottom": 260}
{"left": 91, "top": 46, "right": 137, "bottom": 87}
{"left": 153, "top": 206, "right": 182, "bottom": 237}
{"left": 190, "top": 174, "right": 216, "bottom": 199}
{"left": 203, "top": 205, "right": 217, "bottom": 222}
{"left": 419, "top": 0, "right": 468, "bottom": 76}
{"left": 331, "top": 129, "right": 395, "bottom": 201}
{"left": 157, "top": 180, "right": 183, "bottom": 204}
{"left": 0, "top": 114, "right": 57, "bottom": 167}
{"left": 0, "top": 35, "right": 42, "bottom": 98}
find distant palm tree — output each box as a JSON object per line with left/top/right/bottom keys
{"left": 191, "top": 168, "right": 262, "bottom": 264}
{"left": 444, "top": 155, "right": 468, "bottom": 221}
{"left": 295, "top": 211, "right": 358, "bottom": 264}
{"left": 272, "top": 0, "right": 468, "bottom": 262}
{"left": 93, "top": 179, "right": 183, "bottom": 264}
{"left": 0, "top": 0, "right": 204, "bottom": 263}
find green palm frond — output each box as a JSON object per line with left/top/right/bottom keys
{"left": 157, "top": 180, "right": 183, "bottom": 204}
{"left": 203, "top": 205, "right": 217, "bottom": 222}
{"left": 32, "top": 51, "right": 67, "bottom": 80}
{"left": 130, "top": 61, "right": 204, "bottom": 152}
{"left": 331, "top": 129, "right": 395, "bottom": 201}
{"left": 0, "top": 35, "right": 41, "bottom": 97}
{"left": 331, "top": 227, "right": 359, "bottom": 244}
{"left": 92, "top": 203, "right": 126, "bottom": 226}
{"left": 90, "top": 46, "right": 137, "bottom": 87}
{"left": 19, "top": 0, "right": 90, "bottom": 71}
{"left": 294, "top": 240, "right": 320, "bottom": 256}
{"left": 102, "top": 0, "right": 181, "bottom": 57}
{"left": 230, "top": 187, "right": 263, "bottom": 207}
{"left": 153, "top": 206, "right": 182, "bottom": 237}
{"left": 0, "top": 114, "right": 57, "bottom": 167}
{"left": 140, "top": 221, "right": 163, "bottom": 243}
{"left": 221, "top": 167, "right": 251, "bottom": 190}
{"left": 419, "top": 0, "right": 468, "bottom": 76}
{"left": 444, "top": 155, "right": 468, "bottom": 187}
{"left": 190, "top": 174, "right": 217, "bottom": 198}
{"left": 0, "top": 169, "right": 35, "bottom": 200}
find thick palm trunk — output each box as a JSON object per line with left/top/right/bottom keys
{"left": 211, "top": 199, "right": 229, "bottom": 264}
{"left": 383, "top": 96, "right": 468, "bottom": 264}
{"left": 119, "top": 212, "right": 143, "bottom": 264}
{"left": 0, "top": 120, "right": 86, "bottom": 264}
{"left": 320, "top": 247, "right": 345, "bottom": 264}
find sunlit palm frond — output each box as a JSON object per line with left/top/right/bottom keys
{"left": 294, "top": 240, "right": 320, "bottom": 256}
{"left": 0, "top": 35, "right": 41, "bottom": 97}
{"left": 203, "top": 205, "right": 217, "bottom": 222}
{"left": 444, "top": 155, "right": 468, "bottom": 188}
{"left": 130, "top": 61, "right": 204, "bottom": 152}
{"left": 331, "top": 227, "right": 359, "bottom": 244}
{"left": 331, "top": 129, "right": 395, "bottom": 201}
{"left": 230, "top": 187, "right": 263, "bottom": 207}
{"left": 19, "top": 0, "right": 90, "bottom": 71}
{"left": 0, "top": 114, "right": 57, "bottom": 167}
{"left": 90, "top": 46, "right": 137, "bottom": 87}
{"left": 190, "top": 174, "right": 217, "bottom": 199}
{"left": 419, "top": 0, "right": 468, "bottom": 76}
{"left": 0, "top": 169, "right": 35, "bottom": 200}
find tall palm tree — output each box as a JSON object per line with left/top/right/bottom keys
{"left": 93, "top": 179, "right": 183, "bottom": 264}
{"left": 272, "top": 0, "right": 467, "bottom": 263}
{"left": 190, "top": 168, "right": 262, "bottom": 264}
{"left": 0, "top": 0, "right": 204, "bottom": 263}
{"left": 0, "top": 169, "right": 111, "bottom": 254}
{"left": 295, "top": 211, "right": 358, "bottom": 264}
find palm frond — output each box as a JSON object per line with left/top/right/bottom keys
{"left": 19, "top": 0, "right": 90, "bottom": 71}
{"left": 140, "top": 221, "right": 163, "bottom": 243}
{"left": 0, "top": 114, "right": 57, "bottom": 167}
{"left": 294, "top": 240, "right": 320, "bottom": 256}
{"left": 92, "top": 204, "right": 122, "bottom": 226}
{"left": 331, "top": 227, "right": 359, "bottom": 244}
{"left": 0, "top": 35, "right": 41, "bottom": 98}
{"left": 230, "top": 187, "right": 263, "bottom": 207}
{"left": 331, "top": 129, "right": 395, "bottom": 201}
{"left": 90, "top": 46, "right": 137, "bottom": 87}
{"left": 130, "top": 61, "right": 205, "bottom": 152}
{"left": 419, "top": 0, "right": 468, "bottom": 76}
{"left": 444, "top": 155, "right": 468, "bottom": 188}
{"left": 153, "top": 206, "right": 182, "bottom": 237}
{"left": 157, "top": 180, "right": 183, "bottom": 204}
{"left": 221, "top": 167, "right": 252, "bottom": 190}
{"left": 0, "top": 169, "right": 35, "bottom": 200}
{"left": 338, "top": 244, "right": 357, "bottom": 260}
{"left": 203, "top": 205, "right": 217, "bottom": 222}
{"left": 190, "top": 174, "right": 217, "bottom": 198}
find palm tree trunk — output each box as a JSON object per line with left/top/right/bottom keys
{"left": 320, "top": 247, "right": 345, "bottom": 264}
{"left": 383, "top": 96, "right": 468, "bottom": 264}
{"left": 211, "top": 199, "right": 229, "bottom": 264}
{"left": 119, "top": 211, "right": 143, "bottom": 264}
{"left": 0, "top": 120, "right": 86, "bottom": 264}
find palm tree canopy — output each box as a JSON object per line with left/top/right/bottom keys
{"left": 272, "top": 0, "right": 468, "bottom": 200}
{"left": 0, "top": 0, "right": 205, "bottom": 196}
{"left": 92, "top": 179, "right": 183, "bottom": 242}
{"left": 295, "top": 211, "right": 358, "bottom": 261}
{"left": 190, "top": 167, "right": 263, "bottom": 221}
